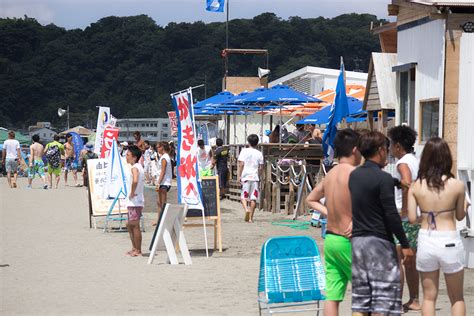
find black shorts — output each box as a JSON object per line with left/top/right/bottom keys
{"left": 159, "top": 185, "right": 171, "bottom": 192}
{"left": 217, "top": 169, "right": 228, "bottom": 189}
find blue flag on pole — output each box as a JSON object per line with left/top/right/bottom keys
{"left": 206, "top": 0, "right": 225, "bottom": 12}
{"left": 322, "top": 61, "right": 349, "bottom": 164}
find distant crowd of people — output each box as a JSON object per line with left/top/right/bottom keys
{"left": 307, "top": 126, "right": 470, "bottom": 316}
{"left": 1, "top": 130, "right": 97, "bottom": 189}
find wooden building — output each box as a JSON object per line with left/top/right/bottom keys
{"left": 363, "top": 52, "right": 398, "bottom": 134}
{"left": 385, "top": 0, "right": 474, "bottom": 267}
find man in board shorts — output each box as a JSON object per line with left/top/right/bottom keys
{"left": 44, "top": 135, "right": 64, "bottom": 189}
{"left": 349, "top": 132, "right": 414, "bottom": 315}
{"left": 27, "top": 134, "right": 48, "bottom": 189}
{"left": 306, "top": 129, "right": 361, "bottom": 315}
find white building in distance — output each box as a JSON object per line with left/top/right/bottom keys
{"left": 269, "top": 66, "right": 367, "bottom": 96}
{"left": 29, "top": 127, "right": 56, "bottom": 143}
{"left": 116, "top": 118, "right": 171, "bottom": 143}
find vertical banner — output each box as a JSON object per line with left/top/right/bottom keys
{"left": 172, "top": 89, "right": 203, "bottom": 210}
{"left": 100, "top": 126, "right": 119, "bottom": 158}
{"left": 69, "top": 132, "right": 84, "bottom": 165}
{"left": 94, "top": 106, "right": 111, "bottom": 155}
{"left": 167, "top": 111, "right": 178, "bottom": 137}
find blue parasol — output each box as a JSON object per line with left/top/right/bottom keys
{"left": 194, "top": 91, "right": 235, "bottom": 109}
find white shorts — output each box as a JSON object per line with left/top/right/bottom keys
{"left": 241, "top": 181, "right": 259, "bottom": 201}
{"left": 417, "top": 229, "right": 464, "bottom": 274}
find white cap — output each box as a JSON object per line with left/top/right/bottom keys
{"left": 120, "top": 141, "right": 128, "bottom": 146}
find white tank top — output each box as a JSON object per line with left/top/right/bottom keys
{"left": 159, "top": 153, "right": 173, "bottom": 186}
{"left": 127, "top": 163, "right": 145, "bottom": 207}
{"left": 394, "top": 153, "right": 419, "bottom": 211}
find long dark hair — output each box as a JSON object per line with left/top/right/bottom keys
{"left": 418, "top": 137, "right": 454, "bottom": 191}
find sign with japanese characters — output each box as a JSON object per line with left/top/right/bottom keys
{"left": 171, "top": 89, "right": 203, "bottom": 210}
{"left": 100, "top": 126, "right": 119, "bottom": 158}
{"left": 87, "top": 158, "right": 130, "bottom": 216}
{"left": 168, "top": 111, "right": 178, "bottom": 137}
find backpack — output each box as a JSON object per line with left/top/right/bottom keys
{"left": 46, "top": 145, "right": 61, "bottom": 169}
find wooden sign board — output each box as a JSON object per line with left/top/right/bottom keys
{"left": 185, "top": 176, "right": 222, "bottom": 252}
{"left": 87, "top": 158, "right": 130, "bottom": 217}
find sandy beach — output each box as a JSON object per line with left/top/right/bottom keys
{"left": 1, "top": 177, "right": 472, "bottom": 315}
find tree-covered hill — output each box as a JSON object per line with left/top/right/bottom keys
{"left": 0, "top": 13, "right": 383, "bottom": 129}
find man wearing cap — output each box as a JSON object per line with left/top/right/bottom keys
{"left": 81, "top": 143, "right": 98, "bottom": 187}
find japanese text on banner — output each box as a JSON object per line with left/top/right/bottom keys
{"left": 172, "top": 89, "right": 203, "bottom": 210}
{"left": 100, "top": 126, "right": 119, "bottom": 158}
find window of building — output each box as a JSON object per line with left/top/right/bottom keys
{"left": 398, "top": 68, "right": 416, "bottom": 127}
{"left": 420, "top": 99, "right": 439, "bottom": 142}
{"left": 162, "top": 123, "right": 168, "bottom": 128}
{"left": 162, "top": 133, "right": 168, "bottom": 138}
{"left": 43, "top": 133, "right": 46, "bottom": 137}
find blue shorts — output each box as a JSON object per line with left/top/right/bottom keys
{"left": 159, "top": 185, "right": 171, "bottom": 192}
{"left": 64, "top": 157, "right": 78, "bottom": 172}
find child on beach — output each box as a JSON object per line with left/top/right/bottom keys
{"left": 125, "top": 145, "right": 144, "bottom": 257}
{"left": 237, "top": 134, "right": 263, "bottom": 223}
{"left": 155, "top": 141, "right": 172, "bottom": 225}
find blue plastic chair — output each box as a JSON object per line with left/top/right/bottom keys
{"left": 258, "top": 236, "right": 325, "bottom": 315}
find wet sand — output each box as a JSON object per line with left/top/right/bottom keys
{"left": 1, "top": 177, "right": 472, "bottom": 315}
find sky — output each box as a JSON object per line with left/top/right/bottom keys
{"left": 0, "top": 0, "right": 391, "bottom": 29}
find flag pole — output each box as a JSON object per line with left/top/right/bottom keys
{"left": 226, "top": 0, "right": 229, "bottom": 49}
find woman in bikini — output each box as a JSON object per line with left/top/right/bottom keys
{"left": 408, "top": 137, "right": 466, "bottom": 316}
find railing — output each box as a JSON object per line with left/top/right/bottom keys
{"left": 226, "top": 144, "right": 324, "bottom": 215}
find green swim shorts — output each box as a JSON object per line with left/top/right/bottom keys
{"left": 47, "top": 164, "right": 61, "bottom": 176}
{"left": 324, "top": 233, "right": 352, "bottom": 301}
{"left": 394, "top": 220, "right": 420, "bottom": 249}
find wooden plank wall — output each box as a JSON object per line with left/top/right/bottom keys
{"left": 443, "top": 14, "right": 473, "bottom": 173}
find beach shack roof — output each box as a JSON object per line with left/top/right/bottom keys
{"left": 59, "top": 126, "right": 92, "bottom": 136}
{"left": 363, "top": 53, "right": 398, "bottom": 112}
{"left": 408, "top": 0, "right": 474, "bottom": 6}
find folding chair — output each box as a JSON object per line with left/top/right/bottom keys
{"left": 258, "top": 236, "right": 325, "bottom": 315}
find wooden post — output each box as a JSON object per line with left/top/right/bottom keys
{"left": 275, "top": 166, "right": 281, "bottom": 213}
{"left": 264, "top": 162, "right": 272, "bottom": 212}
{"left": 288, "top": 181, "right": 295, "bottom": 215}
{"left": 368, "top": 110, "right": 374, "bottom": 131}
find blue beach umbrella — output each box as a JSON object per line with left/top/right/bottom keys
{"left": 193, "top": 91, "right": 235, "bottom": 109}
{"left": 240, "top": 85, "right": 322, "bottom": 141}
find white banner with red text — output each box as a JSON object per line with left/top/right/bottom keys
{"left": 171, "top": 89, "right": 203, "bottom": 210}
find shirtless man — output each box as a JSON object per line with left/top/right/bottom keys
{"left": 133, "top": 131, "right": 146, "bottom": 153}
{"left": 306, "top": 129, "right": 361, "bottom": 316}
{"left": 27, "top": 134, "right": 47, "bottom": 189}
{"left": 64, "top": 133, "right": 79, "bottom": 186}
